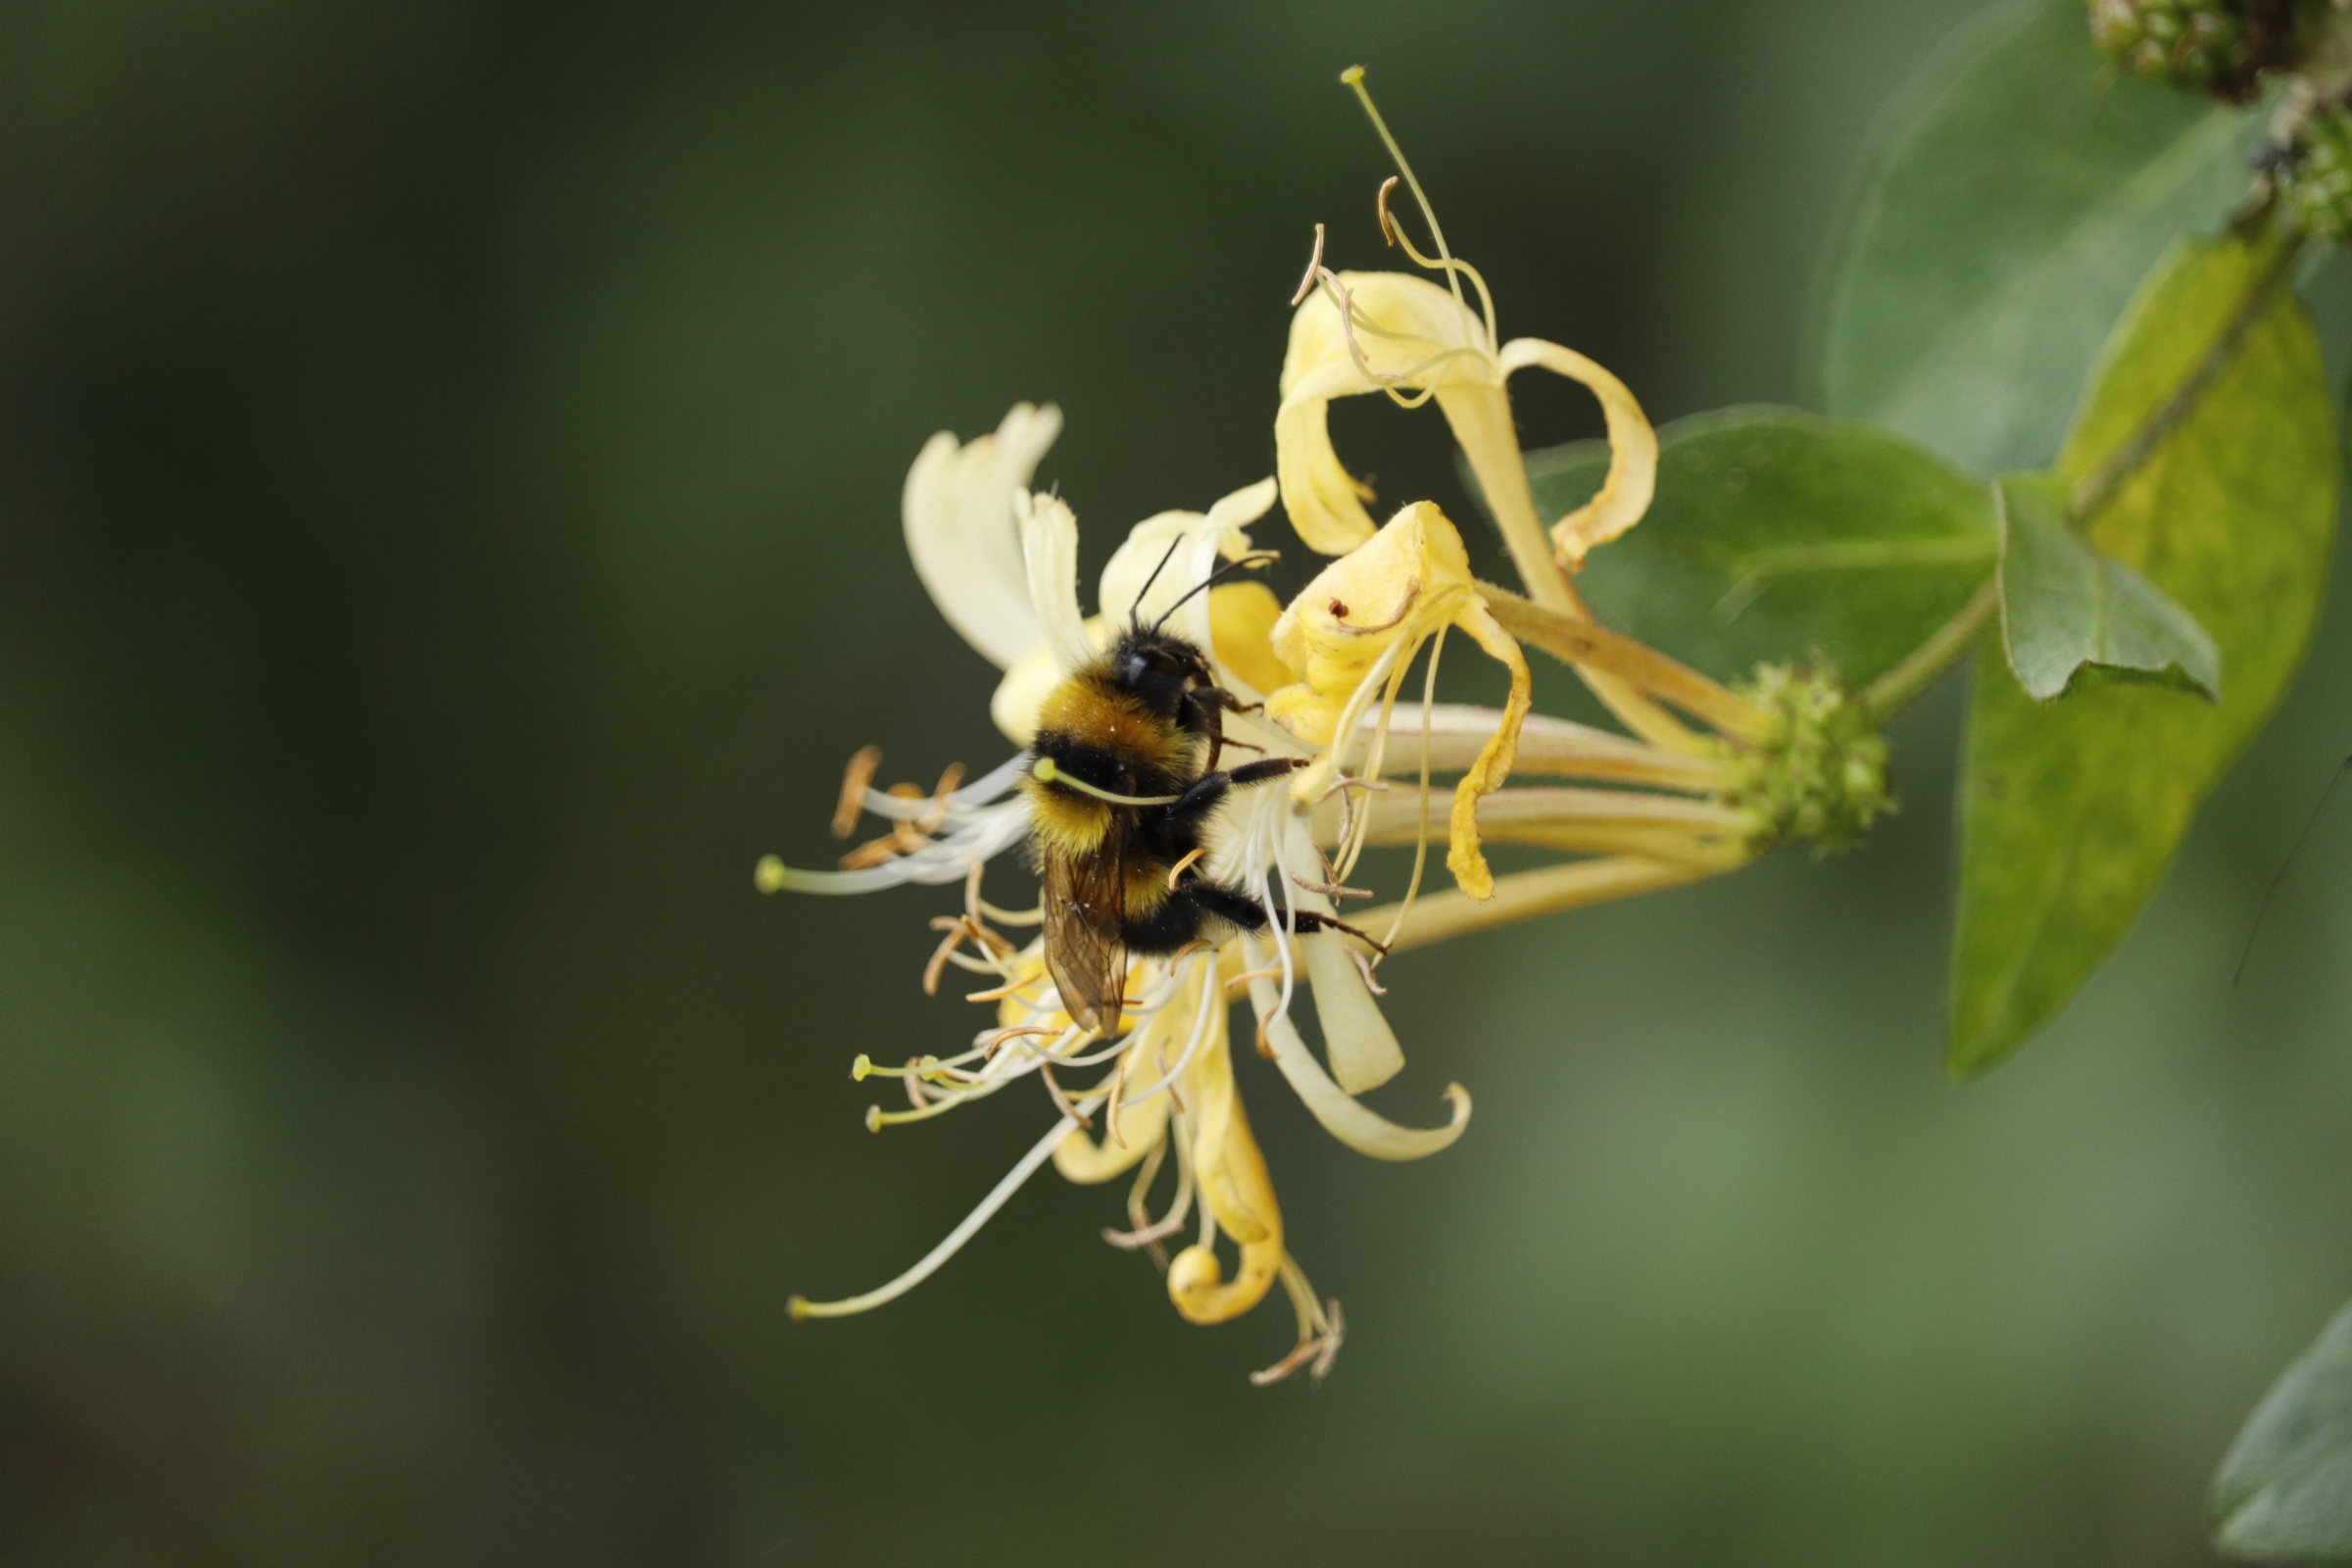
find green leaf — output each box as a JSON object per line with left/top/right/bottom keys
{"left": 1994, "top": 469, "right": 2223, "bottom": 701}
{"left": 1812, "top": 0, "right": 2260, "bottom": 475}
{"left": 1949, "top": 232, "right": 2337, "bottom": 1076}
{"left": 2214, "top": 1298, "right": 2352, "bottom": 1562}
{"left": 1522, "top": 406, "right": 1995, "bottom": 688}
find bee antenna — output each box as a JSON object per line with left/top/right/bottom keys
{"left": 1129, "top": 535, "right": 1189, "bottom": 630}
{"left": 1151, "top": 550, "right": 1279, "bottom": 633}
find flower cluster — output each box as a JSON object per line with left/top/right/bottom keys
{"left": 759, "top": 72, "right": 1827, "bottom": 1382}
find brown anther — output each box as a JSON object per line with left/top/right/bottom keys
{"left": 1166, "top": 847, "right": 1206, "bottom": 892}
{"left": 1289, "top": 221, "right": 1328, "bottom": 308}
{"left": 977, "top": 1024, "right": 1057, "bottom": 1057}
{"left": 1225, "top": 966, "right": 1285, "bottom": 992}
{"left": 831, "top": 745, "right": 883, "bottom": 839}
{"left": 1254, "top": 1016, "right": 1276, "bottom": 1061}
{"left": 963, "top": 975, "right": 1039, "bottom": 1004}
{"left": 1104, "top": 1051, "right": 1131, "bottom": 1150}
{"left": 838, "top": 833, "right": 910, "bottom": 870}
{"left": 1038, "top": 1061, "right": 1093, "bottom": 1130}
{"left": 1291, "top": 871, "right": 1373, "bottom": 902}
{"left": 1314, "top": 775, "right": 1391, "bottom": 803}
{"left": 1375, "top": 175, "right": 1400, "bottom": 247}
{"left": 915, "top": 761, "right": 966, "bottom": 836}
{"left": 883, "top": 783, "right": 931, "bottom": 856}
{"left": 1106, "top": 1135, "right": 1173, "bottom": 1270}
{"left": 962, "top": 859, "right": 987, "bottom": 928}
{"left": 921, "top": 921, "right": 970, "bottom": 996}
{"left": 1348, "top": 944, "right": 1388, "bottom": 996}
{"left": 1250, "top": 1298, "right": 1346, "bottom": 1388}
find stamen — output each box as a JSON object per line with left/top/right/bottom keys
{"left": 885, "top": 784, "right": 930, "bottom": 856}
{"left": 1291, "top": 871, "right": 1373, "bottom": 902}
{"left": 838, "top": 833, "right": 912, "bottom": 871}
{"left": 921, "top": 921, "right": 968, "bottom": 997}
{"left": 903, "top": 1060, "right": 931, "bottom": 1109}
{"left": 1166, "top": 847, "right": 1206, "bottom": 891}
{"left": 1250, "top": 1254, "right": 1345, "bottom": 1386}
{"left": 1104, "top": 1132, "right": 1173, "bottom": 1269}
{"left": 1030, "top": 756, "right": 1183, "bottom": 807}
{"left": 917, "top": 762, "right": 967, "bottom": 836}
{"left": 978, "top": 902, "right": 1044, "bottom": 926}
{"left": 963, "top": 974, "right": 1046, "bottom": 1004}
{"left": 832, "top": 745, "right": 883, "bottom": 838}
{"left": 1038, "top": 1061, "right": 1093, "bottom": 1130}
{"left": 793, "top": 1096, "right": 1104, "bottom": 1319}
{"left": 1340, "top": 66, "right": 1464, "bottom": 315}
{"left": 1290, "top": 222, "right": 1328, "bottom": 308}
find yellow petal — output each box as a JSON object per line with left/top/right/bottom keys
{"left": 1443, "top": 598, "right": 1532, "bottom": 900}
{"left": 1207, "top": 581, "right": 1291, "bottom": 698}
{"left": 1265, "top": 502, "right": 1530, "bottom": 897}
{"left": 1497, "top": 337, "right": 1657, "bottom": 565}
{"left": 1275, "top": 272, "right": 1497, "bottom": 556}
{"left": 1166, "top": 1004, "right": 1284, "bottom": 1325}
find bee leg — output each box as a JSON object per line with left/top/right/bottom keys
{"left": 1183, "top": 683, "right": 1264, "bottom": 774}
{"left": 1177, "top": 882, "right": 1388, "bottom": 956}
{"left": 1285, "top": 909, "right": 1393, "bottom": 956}
{"left": 1167, "top": 758, "right": 1304, "bottom": 826}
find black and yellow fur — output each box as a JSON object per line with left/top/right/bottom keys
{"left": 1022, "top": 626, "right": 1344, "bottom": 1034}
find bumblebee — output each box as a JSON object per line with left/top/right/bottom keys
{"left": 1022, "top": 561, "right": 1360, "bottom": 1037}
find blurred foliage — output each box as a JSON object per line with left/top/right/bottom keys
{"left": 7, "top": 2, "right": 2352, "bottom": 1566}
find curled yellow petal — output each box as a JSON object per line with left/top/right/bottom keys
{"left": 1496, "top": 337, "right": 1657, "bottom": 566}
{"left": 1166, "top": 1001, "right": 1284, "bottom": 1325}
{"left": 1258, "top": 1001, "right": 1470, "bottom": 1161}
{"left": 1443, "top": 598, "right": 1531, "bottom": 900}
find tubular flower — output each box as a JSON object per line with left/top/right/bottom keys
{"left": 760, "top": 77, "right": 1895, "bottom": 1383}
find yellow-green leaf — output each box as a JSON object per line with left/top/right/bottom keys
{"left": 1949, "top": 232, "right": 2337, "bottom": 1076}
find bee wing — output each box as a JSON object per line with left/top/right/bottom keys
{"left": 1043, "top": 841, "right": 1131, "bottom": 1039}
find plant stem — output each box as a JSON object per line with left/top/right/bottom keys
{"left": 1860, "top": 577, "right": 1998, "bottom": 723}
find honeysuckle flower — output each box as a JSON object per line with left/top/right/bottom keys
{"left": 760, "top": 74, "right": 1897, "bottom": 1382}
{"left": 765, "top": 410, "right": 1488, "bottom": 1382}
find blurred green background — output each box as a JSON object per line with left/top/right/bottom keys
{"left": 6, "top": 1, "right": 2352, "bottom": 1562}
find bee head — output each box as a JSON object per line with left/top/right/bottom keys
{"left": 1106, "top": 627, "right": 1211, "bottom": 719}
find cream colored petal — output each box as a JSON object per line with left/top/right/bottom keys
{"left": 1302, "top": 931, "right": 1402, "bottom": 1095}
{"left": 902, "top": 403, "right": 1062, "bottom": 669}
{"left": 989, "top": 639, "right": 1063, "bottom": 746}
{"left": 1255, "top": 999, "right": 1470, "bottom": 1161}
{"left": 1497, "top": 337, "right": 1657, "bottom": 564}
{"left": 1015, "top": 489, "right": 1093, "bottom": 672}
